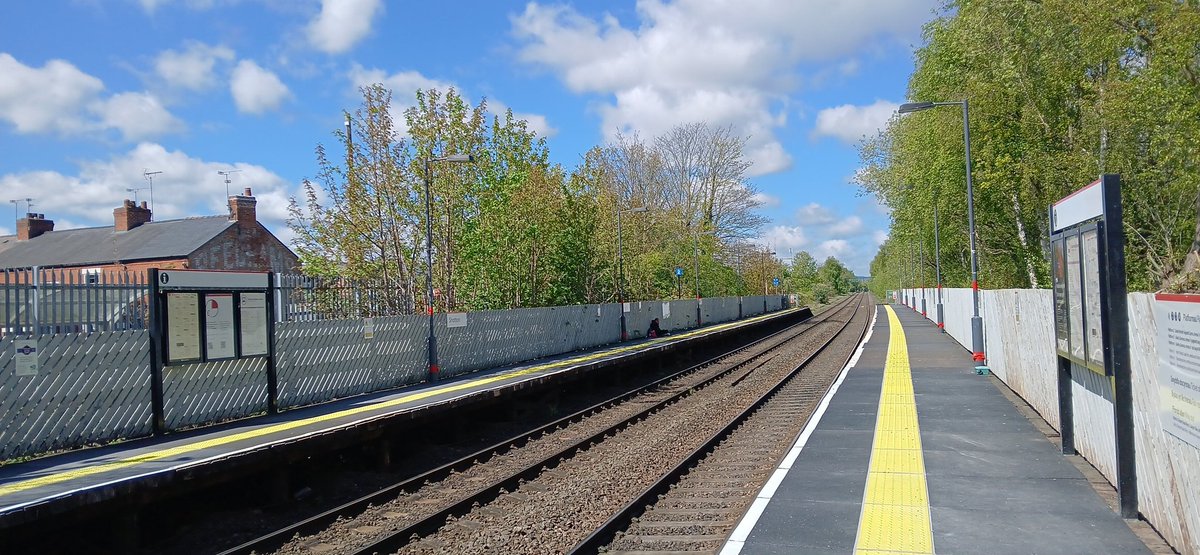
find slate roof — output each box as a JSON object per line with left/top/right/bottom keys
{"left": 0, "top": 216, "right": 236, "bottom": 269}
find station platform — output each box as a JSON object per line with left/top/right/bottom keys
{"left": 724, "top": 304, "right": 1153, "bottom": 554}
{"left": 0, "top": 306, "right": 806, "bottom": 531}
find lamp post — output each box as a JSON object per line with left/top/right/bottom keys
{"left": 934, "top": 204, "right": 944, "bottom": 331}
{"left": 617, "top": 205, "right": 647, "bottom": 340}
{"left": 898, "top": 99, "right": 986, "bottom": 368}
{"left": 693, "top": 227, "right": 718, "bottom": 326}
{"left": 424, "top": 153, "right": 474, "bottom": 382}
{"left": 761, "top": 245, "right": 775, "bottom": 313}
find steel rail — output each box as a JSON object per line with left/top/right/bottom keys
{"left": 219, "top": 298, "right": 854, "bottom": 555}
{"left": 570, "top": 293, "right": 871, "bottom": 553}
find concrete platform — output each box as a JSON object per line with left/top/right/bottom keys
{"left": 0, "top": 307, "right": 807, "bottom": 531}
{"left": 725, "top": 304, "right": 1151, "bottom": 554}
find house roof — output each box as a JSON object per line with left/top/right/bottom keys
{"left": 0, "top": 216, "right": 236, "bottom": 269}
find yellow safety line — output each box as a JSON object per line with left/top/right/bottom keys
{"left": 854, "top": 306, "right": 934, "bottom": 555}
{"left": 0, "top": 308, "right": 799, "bottom": 497}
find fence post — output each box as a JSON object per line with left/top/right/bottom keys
{"left": 266, "top": 272, "right": 279, "bottom": 415}
{"left": 147, "top": 268, "right": 166, "bottom": 435}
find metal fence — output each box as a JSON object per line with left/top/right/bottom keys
{"left": 1, "top": 268, "right": 150, "bottom": 338}
{"left": 274, "top": 273, "right": 416, "bottom": 321}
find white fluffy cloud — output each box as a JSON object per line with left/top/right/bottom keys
{"left": 0, "top": 53, "right": 103, "bottom": 135}
{"left": 307, "top": 0, "right": 384, "bottom": 54}
{"left": 0, "top": 142, "right": 295, "bottom": 240}
{"left": 0, "top": 53, "right": 181, "bottom": 140}
{"left": 512, "top": 0, "right": 934, "bottom": 176}
{"left": 92, "top": 92, "right": 184, "bottom": 140}
{"left": 154, "top": 41, "right": 235, "bottom": 91}
{"left": 348, "top": 65, "right": 557, "bottom": 138}
{"left": 760, "top": 225, "right": 809, "bottom": 252}
{"left": 230, "top": 60, "right": 291, "bottom": 114}
{"left": 813, "top": 100, "right": 899, "bottom": 144}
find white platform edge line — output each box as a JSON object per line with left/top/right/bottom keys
{"left": 720, "top": 304, "right": 879, "bottom": 554}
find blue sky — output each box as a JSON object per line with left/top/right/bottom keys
{"left": 0, "top": 0, "right": 942, "bottom": 274}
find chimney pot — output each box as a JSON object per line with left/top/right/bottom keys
{"left": 140, "top": 201, "right": 148, "bottom": 209}
{"left": 114, "top": 198, "right": 152, "bottom": 231}
{"left": 243, "top": 187, "right": 252, "bottom": 197}
{"left": 17, "top": 213, "right": 54, "bottom": 240}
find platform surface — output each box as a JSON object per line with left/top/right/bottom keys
{"left": 725, "top": 304, "right": 1150, "bottom": 554}
{"left": 0, "top": 307, "right": 800, "bottom": 523}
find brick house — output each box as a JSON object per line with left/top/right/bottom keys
{"left": 0, "top": 188, "right": 298, "bottom": 276}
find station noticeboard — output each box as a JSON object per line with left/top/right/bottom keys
{"left": 1047, "top": 174, "right": 1137, "bottom": 518}
{"left": 1154, "top": 293, "right": 1200, "bottom": 449}
{"left": 152, "top": 269, "right": 272, "bottom": 365}
{"left": 1050, "top": 180, "right": 1115, "bottom": 375}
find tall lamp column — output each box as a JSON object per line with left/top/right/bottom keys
{"left": 898, "top": 99, "right": 986, "bottom": 369}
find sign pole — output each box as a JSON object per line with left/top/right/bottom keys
{"left": 148, "top": 269, "right": 166, "bottom": 435}
{"left": 1097, "top": 175, "right": 1136, "bottom": 518}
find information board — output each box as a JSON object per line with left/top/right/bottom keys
{"left": 662, "top": 302, "right": 671, "bottom": 320}
{"left": 166, "top": 292, "right": 201, "bottom": 362}
{"left": 1066, "top": 234, "right": 1085, "bottom": 361}
{"left": 204, "top": 293, "right": 235, "bottom": 359}
{"left": 239, "top": 292, "right": 268, "bottom": 356}
{"left": 1052, "top": 240, "right": 1069, "bottom": 353}
{"left": 446, "top": 313, "right": 468, "bottom": 328}
{"left": 1155, "top": 294, "right": 1200, "bottom": 449}
{"left": 1082, "top": 228, "right": 1104, "bottom": 366}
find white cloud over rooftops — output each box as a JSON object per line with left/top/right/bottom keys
{"left": 0, "top": 53, "right": 182, "bottom": 140}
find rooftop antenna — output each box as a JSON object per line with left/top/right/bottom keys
{"left": 25, "top": 198, "right": 34, "bottom": 215}
{"left": 217, "top": 169, "right": 242, "bottom": 213}
{"left": 8, "top": 199, "right": 18, "bottom": 227}
{"left": 125, "top": 186, "right": 148, "bottom": 204}
{"left": 143, "top": 169, "right": 162, "bottom": 220}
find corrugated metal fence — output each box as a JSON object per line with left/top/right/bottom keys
{"left": 1, "top": 271, "right": 789, "bottom": 461}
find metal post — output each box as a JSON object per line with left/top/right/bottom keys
{"left": 934, "top": 204, "right": 944, "bottom": 332}
{"left": 694, "top": 231, "right": 701, "bottom": 326}
{"left": 1097, "top": 175, "right": 1137, "bottom": 518}
{"left": 265, "top": 272, "right": 278, "bottom": 415}
{"left": 424, "top": 159, "right": 439, "bottom": 382}
{"left": 920, "top": 237, "right": 927, "bottom": 318}
{"left": 147, "top": 268, "right": 165, "bottom": 435}
{"left": 963, "top": 99, "right": 987, "bottom": 369}
{"left": 617, "top": 208, "right": 627, "bottom": 341}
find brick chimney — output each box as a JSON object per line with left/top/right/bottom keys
{"left": 229, "top": 187, "right": 257, "bottom": 230}
{"left": 114, "top": 199, "right": 152, "bottom": 231}
{"left": 17, "top": 213, "right": 54, "bottom": 241}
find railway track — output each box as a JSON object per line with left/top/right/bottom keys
{"left": 590, "top": 294, "right": 873, "bottom": 553}
{"left": 223, "top": 296, "right": 864, "bottom": 555}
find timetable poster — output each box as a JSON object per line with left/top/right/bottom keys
{"left": 166, "top": 292, "right": 201, "bottom": 362}
{"left": 205, "top": 293, "right": 236, "bottom": 359}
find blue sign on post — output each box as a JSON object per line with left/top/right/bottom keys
{"left": 773, "top": 277, "right": 780, "bottom": 287}
{"left": 675, "top": 267, "right": 684, "bottom": 277}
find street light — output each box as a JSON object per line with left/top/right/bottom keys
{"left": 424, "top": 153, "right": 474, "bottom": 382}
{"left": 898, "top": 98, "right": 986, "bottom": 369}
{"left": 693, "top": 226, "right": 718, "bottom": 326}
{"left": 934, "top": 203, "right": 944, "bottom": 332}
{"left": 761, "top": 245, "right": 775, "bottom": 313}
{"left": 617, "top": 205, "right": 647, "bottom": 340}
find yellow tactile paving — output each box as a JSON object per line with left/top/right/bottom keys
{"left": 854, "top": 306, "right": 935, "bottom": 554}
{"left": 869, "top": 448, "right": 925, "bottom": 475}
{"left": 0, "top": 309, "right": 799, "bottom": 499}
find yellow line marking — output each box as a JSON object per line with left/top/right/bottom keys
{"left": 854, "top": 306, "right": 934, "bottom": 554}
{"left": 0, "top": 308, "right": 799, "bottom": 498}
